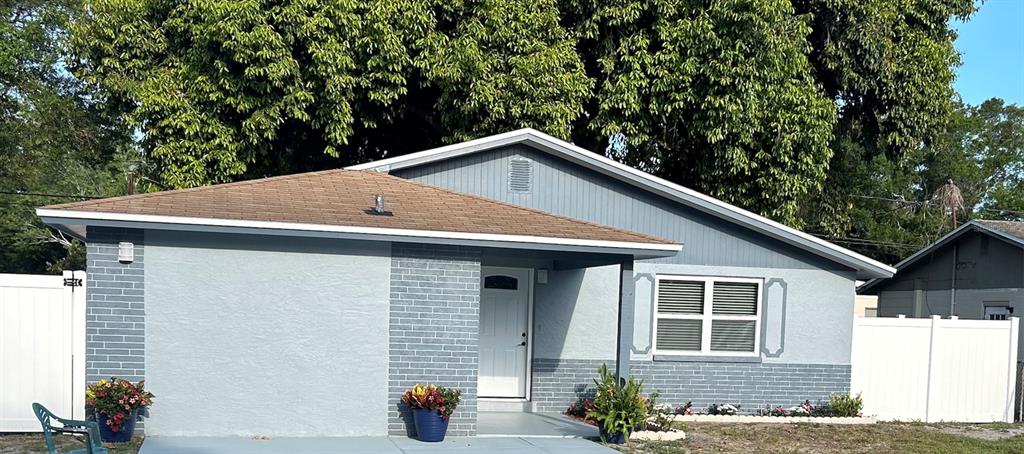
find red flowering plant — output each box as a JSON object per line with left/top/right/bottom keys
{"left": 401, "top": 384, "right": 461, "bottom": 420}
{"left": 85, "top": 378, "right": 154, "bottom": 433}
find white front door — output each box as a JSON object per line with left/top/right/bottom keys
{"left": 478, "top": 267, "right": 531, "bottom": 398}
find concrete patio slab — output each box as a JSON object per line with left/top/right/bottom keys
{"left": 476, "top": 412, "right": 598, "bottom": 438}
{"left": 138, "top": 435, "right": 618, "bottom": 453}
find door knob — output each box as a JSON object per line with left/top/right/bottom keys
{"left": 519, "top": 341, "right": 527, "bottom": 346}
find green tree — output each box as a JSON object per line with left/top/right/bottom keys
{"left": 70, "top": 0, "right": 591, "bottom": 188}
{"left": 68, "top": 0, "right": 985, "bottom": 260}
{"left": 563, "top": 0, "right": 837, "bottom": 225}
{"left": 0, "top": 0, "right": 134, "bottom": 274}
{"left": 799, "top": 0, "right": 978, "bottom": 248}
{"left": 814, "top": 99, "right": 1024, "bottom": 264}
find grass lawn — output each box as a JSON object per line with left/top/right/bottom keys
{"left": 0, "top": 433, "right": 142, "bottom": 454}
{"left": 611, "top": 422, "right": 1024, "bottom": 453}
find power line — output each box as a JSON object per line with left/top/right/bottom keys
{"left": 0, "top": 191, "right": 100, "bottom": 199}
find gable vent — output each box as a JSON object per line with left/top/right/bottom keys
{"left": 508, "top": 158, "right": 533, "bottom": 193}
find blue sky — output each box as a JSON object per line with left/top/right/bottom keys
{"left": 953, "top": 0, "right": 1024, "bottom": 105}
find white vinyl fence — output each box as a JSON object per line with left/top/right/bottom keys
{"left": 0, "top": 272, "right": 86, "bottom": 431}
{"left": 851, "top": 315, "right": 1019, "bottom": 422}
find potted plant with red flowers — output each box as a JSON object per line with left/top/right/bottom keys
{"left": 85, "top": 378, "right": 154, "bottom": 442}
{"left": 401, "top": 383, "right": 461, "bottom": 442}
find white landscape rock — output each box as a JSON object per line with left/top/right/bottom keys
{"left": 668, "top": 414, "right": 876, "bottom": 425}
{"left": 630, "top": 429, "right": 687, "bottom": 441}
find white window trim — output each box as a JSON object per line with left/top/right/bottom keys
{"left": 652, "top": 274, "right": 763, "bottom": 358}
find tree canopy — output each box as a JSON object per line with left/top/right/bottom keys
{"left": 5, "top": 0, "right": 1018, "bottom": 273}
{"left": 0, "top": 0, "right": 134, "bottom": 273}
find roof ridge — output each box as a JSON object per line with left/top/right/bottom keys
{"left": 365, "top": 171, "right": 675, "bottom": 245}
{"left": 43, "top": 168, "right": 352, "bottom": 210}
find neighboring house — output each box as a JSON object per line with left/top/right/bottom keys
{"left": 859, "top": 220, "right": 1024, "bottom": 357}
{"left": 37, "top": 129, "right": 894, "bottom": 438}
{"left": 855, "top": 294, "right": 878, "bottom": 317}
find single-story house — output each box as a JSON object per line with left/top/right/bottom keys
{"left": 860, "top": 219, "right": 1024, "bottom": 358}
{"left": 37, "top": 129, "right": 894, "bottom": 437}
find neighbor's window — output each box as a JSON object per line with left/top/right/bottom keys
{"left": 984, "top": 305, "right": 1012, "bottom": 321}
{"left": 653, "top": 276, "right": 762, "bottom": 357}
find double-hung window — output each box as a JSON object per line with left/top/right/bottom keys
{"left": 653, "top": 275, "right": 762, "bottom": 357}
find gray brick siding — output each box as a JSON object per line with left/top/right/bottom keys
{"left": 532, "top": 358, "right": 851, "bottom": 414}
{"left": 388, "top": 244, "right": 481, "bottom": 436}
{"left": 85, "top": 227, "right": 145, "bottom": 430}
{"left": 85, "top": 227, "right": 145, "bottom": 383}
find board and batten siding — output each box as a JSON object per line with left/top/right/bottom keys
{"left": 397, "top": 144, "right": 858, "bottom": 413}
{"left": 142, "top": 231, "right": 391, "bottom": 436}
{"left": 395, "top": 145, "right": 848, "bottom": 271}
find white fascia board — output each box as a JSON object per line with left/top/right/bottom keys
{"left": 348, "top": 128, "right": 896, "bottom": 278}
{"left": 36, "top": 208, "right": 681, "bottom": 259}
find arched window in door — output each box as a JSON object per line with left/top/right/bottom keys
{"left": 484, "top": 275, "right": 519, "bottom": 290}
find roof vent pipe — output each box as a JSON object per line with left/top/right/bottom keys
{"left": 374, "top": 194, "right": 385, "bottom": 214}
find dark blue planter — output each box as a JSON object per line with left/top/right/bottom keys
{"left": 599, "top": 425, "right": 628, "bottom": 444}
{"left": 412, "top": 408, "right": 450, "bottom": 442}
{"left": 96, "top": 409, "right": 137, "bottom": 443}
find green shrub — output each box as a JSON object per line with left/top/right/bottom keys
{"left": 586, "top": 364, "right": 650, "bottom": 438}
{"left": 828, "top": 392, "right": 863, "bottom": 417}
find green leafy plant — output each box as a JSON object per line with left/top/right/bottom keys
{"left": 828, "top": 392, "right": 863, "bottom": 417}
{"left": 401, "top": 383, "right": 462, "bottom": 419}
{"left": 586, "top": 364, "right": 649, "bottom": 440}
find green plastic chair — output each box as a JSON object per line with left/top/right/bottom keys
{"left": 32, "top": 403, "right": 109, "bottom": 454}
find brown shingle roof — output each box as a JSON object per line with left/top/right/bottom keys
{"left": 976, "top": 220, "right": 1024, "bottom": 243}
{"left": 42, "top": 170, "right": 675, "bottom": 246}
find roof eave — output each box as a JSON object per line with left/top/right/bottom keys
{"left": 349, "top": 129, "right": 895, "bottom": 278}
{"left": 859, "top": 220, "right": 1024, "bottom": 293}
{"left": 36, "top": 208, "right": 682, "bottom": 260}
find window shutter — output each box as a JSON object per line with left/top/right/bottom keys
{"left": 710, "top": 320, "right": 756, "bottom": 352}
{"left": 657, "top": 280, "right": 704, "bottom": 314}
{"left": 711, "top": 281, "right": 758, "bottom": 315}
{"left": 656, "top": 319, "right": 702, "bottom": 351}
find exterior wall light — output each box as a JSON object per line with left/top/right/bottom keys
{"left": 118, "top": 242, "right": 135, "bottom": 263}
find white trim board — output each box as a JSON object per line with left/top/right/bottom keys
{"left": 349, "top": 128, "right": 895, "bottom": 279}
{"left": 37, "top": 209, "right": 681, "bottom": 259}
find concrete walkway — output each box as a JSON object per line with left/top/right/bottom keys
{"left": 477, "top": 412, "right": 598, "bottom": 438}
{"left": 139, "top": 436, "right": 618, "bottom": 453}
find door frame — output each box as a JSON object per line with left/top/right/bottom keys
{"left": 479, "top": 266, "right": 535, "bottom": 401}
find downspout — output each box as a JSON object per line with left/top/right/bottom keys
{"left": 950, "top": 243, "right": 958, "bottom": 316}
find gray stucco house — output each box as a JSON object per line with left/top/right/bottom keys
{"left": 38, "top": 129, "right": 894, "bottom": 437}
{"left": 860, "top": 219, "right": 1024, "bottom": 358}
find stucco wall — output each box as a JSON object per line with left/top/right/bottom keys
{"left": 143, "top": 231, "right": 391, "bottom": 436}
{"left": 531, "top": 262, "right": 856, "bottom": 366}
{"left": 632, "top": 263, "right": 857, "bottom": 365}
{"left": 533, "top": 266, "right": 618, "bottom": 361}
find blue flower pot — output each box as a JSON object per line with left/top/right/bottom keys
{"left": 96, "top": 409, "right": 137, "bottom": 443}
{"left": 599, "top": 425, "right": 628, "bottom": 444}
{"left": 412, "top": 408, "right": 449, "bottom": 442}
